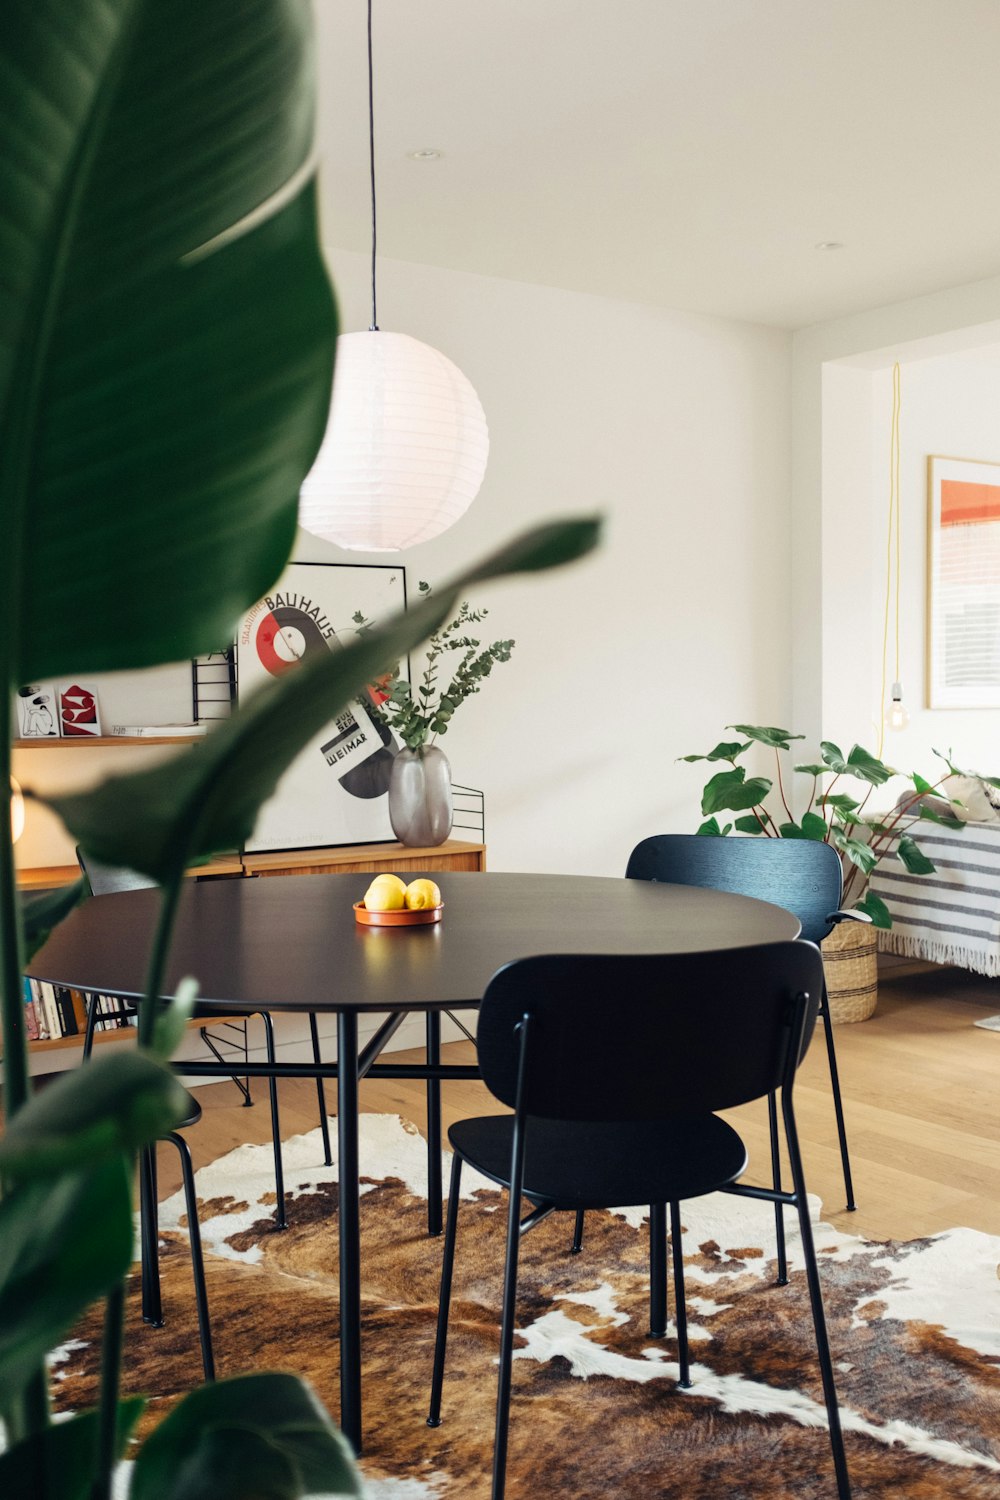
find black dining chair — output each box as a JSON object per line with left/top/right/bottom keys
{"left": 75, "top": 847, "right": 339, "bottom": 1228}
{"left": 141, "top": 1091, "right": 215, "bottom": 1380}
{"left": 426, "top": 943, "right": 851, "bottom": 1500}
{"left": 620, "top": 835, "right": 862, "bottom": 1279}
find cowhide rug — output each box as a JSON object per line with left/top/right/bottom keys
{"left": 50, "top": 1114, "right": 1000, "bottom": 1498}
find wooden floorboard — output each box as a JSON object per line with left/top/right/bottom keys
{"left": 147, "top": 963, "right": 1000, "bottom": 1242}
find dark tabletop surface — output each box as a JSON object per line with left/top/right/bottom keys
{"left": 28, "top": 870, "right": 801, "bottom": 1013}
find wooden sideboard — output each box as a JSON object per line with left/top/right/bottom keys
{"left": 242, "top": 840, "right": 487, "bottom": 878}
{"left": 17, "top": 841, "right": 487, "bottom": 889}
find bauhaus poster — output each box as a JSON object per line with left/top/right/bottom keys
{"left": 237, "top": 561, "right": 407, "bottom": 850}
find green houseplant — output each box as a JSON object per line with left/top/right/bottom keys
{"left": 0, "top": 6, "right": 601, "bottom": 1497}
{"left": 679, "top": 724, "right": 974, "bottom": 929}
{"left": 356, "top": 587, "right": 514, "bottom": 846}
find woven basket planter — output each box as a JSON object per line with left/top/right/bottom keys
{"left": 820, "top": 919, "right": 878, "bottom": 1024}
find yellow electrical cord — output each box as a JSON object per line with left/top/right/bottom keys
{"left": 877, "top": 362, "right": 901, "bottom": 758}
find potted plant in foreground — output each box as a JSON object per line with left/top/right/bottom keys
{"left": 356, "top": 587, "right": 514, "bottom": 846}
{"left": 0, "top": 5, "right": 601, "bottom": 1495}
{"left": 679, "top": 725, "right": 978, "bottom": 1021}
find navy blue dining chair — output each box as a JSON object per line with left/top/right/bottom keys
{"left": 621, "top": 835, "right": 862, "bottom": 1279}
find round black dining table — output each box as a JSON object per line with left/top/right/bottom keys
{"left": 29, "top": 869, "right": 800, "bottom": 1450}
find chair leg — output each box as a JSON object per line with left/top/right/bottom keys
{"left": 492, "top": 1173, "right": 525, "bottom": 1500}
{"left": 427, "top": 1153, "right": 463, "bottom": 1427}
{"left": 649, "top": 1204, "right": 667, "bottom": 1338}
{"left": 669, "top": 1201, "right": 691, "bottom": 1388}
{"left": 820, "top": 985, "right": 857, "bottom": 1211}
{"left": 140, "top": 1146, "right": 163, "bottom": 1327}
{"left": 309, "top": 1012, "right": 333, "bottom": 1167}
{"left": 260, "top": 1011, "right": 287, "bottom": 1230}
{"left": 570, "top": 1209, "right": 585, "bottom": 1254}
{"left": 426, "top": 1012, "right": 443, "bottom": 1237}
{"left": 82, "top": 992, "right": 99, "bottom": 1061}
{"left": 783, "top": 1099, "right": 852, "bottom": 1498}
{"left": 768, "top": 1091, "right": 788, "bottom": 1285}
{"left": 165, "top": 1131, "right": 216, "bottom": 1382}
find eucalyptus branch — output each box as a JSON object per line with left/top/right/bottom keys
{"left": 357, "top": 588, "right": 515, "bottom": 753}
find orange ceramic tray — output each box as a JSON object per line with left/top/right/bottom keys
{"left": 353, "top": 901, "right": 444, "bottom": 927}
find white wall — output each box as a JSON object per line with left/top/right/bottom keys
{"left": 868, "top": 353, "right": 1000, "bottom": 777}
{"left": 16, "top": 250, "right": 793, "bottom": 877}
{"left": 308, "top": 249, "right": 793, "bottom": 871}
{"left": 792, "top": 270, "right": 1000, "bottom": 751}
{"left": 793, "top": 273, "right": 1000, "bottom": 798}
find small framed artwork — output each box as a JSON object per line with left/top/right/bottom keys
{"left": 16, "top": 683, "right": 60, "bottom": 738}
{"left": 927, "top": 455, "right": 1000, "bottom": 708}
{"left": 59, "top": 682, "right": 102, "bottom": 737}
{"left": 236, "top": 562, "right": 407, "bottom": 851}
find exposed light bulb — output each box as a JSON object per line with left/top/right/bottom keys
{"left": 886, "top": 681, "right": 910, "bottom": 732}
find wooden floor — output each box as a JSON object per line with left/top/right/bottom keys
{"left": 154, "top": 961, "right": 1000, "bottom": 1243}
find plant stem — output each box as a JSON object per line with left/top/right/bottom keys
{"left": 92, "top": 1281, "right": 126, "bottom": 1500}
{"left": 139, "top": 875, "right": 183, "bottom": 1050}
{"left": 0, "top": 695, "right": 30, "bottom": 1118}
{"left": 775, "top": 748, "right": 792, "bottom": 821}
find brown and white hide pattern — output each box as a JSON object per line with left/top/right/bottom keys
{"left": 50, "top": 1115, "right": 1000, "bottom": 1498}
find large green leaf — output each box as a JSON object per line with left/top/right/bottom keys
{"left": 897, "top": 835, "right": 936, "bottom": 875}
{"left": 0, "top": 1157, "right": 133, "bottom": 1401}
{"left": 854, "top": 892, "right": 891, "bottom": 929}
{"left": 821, "top": 742, "right": 895, "bottom": 784}
{"left": 0, "top": 1401, "right": 144, "bottom": 1500}
{"left": 37, "top": 519, "right": 601, "bottom": 880}
{"left": 817, "top": 793, "right": 860, "bottom": 814}
{"left": 734, "top": 815, "right": 766, "bottom": 834}
{"left": 726, "top": 724, "right": 803, "bottom": 749}
{"left": 777, "top": 811, "right": 827, "bottom": 842}
{"left": 701, "top": 767, "right": 773, "bottom": 817}
{"left": 695, "top": 817, "right": 731, "bottom": 836}
{"left": 1, "top": 0, "right": 335, "bottom": 681}
{"left": 830, "top": 828, "right": 877, "bottom": 876}
{"left": 129, "top": 1374, "right": 362, "bottom": 1500}
{"left": 678, "top": 740, "right": 750, "bottom": 764}
{"left": 918, "top": 802, "right": 966, "bottom": 830}
{"left": 0, "top": 1050, "right": 190, "bottom": 1179}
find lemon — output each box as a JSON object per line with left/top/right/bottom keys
{"left": 404, "top": 877, "right": 442, "bottom": 910}
{"left": 364, "top": 874, "right": 406, "bottom": 911}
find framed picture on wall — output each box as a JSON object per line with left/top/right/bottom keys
{"left": 237, "top": 561, "right": 407, "bottom": 851}
{"left": 927, "top": 455, "right": 1000, "bottom": 708}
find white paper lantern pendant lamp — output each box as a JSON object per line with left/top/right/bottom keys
{"left": 299, "top": 3, "right": 488, "bottom": 553}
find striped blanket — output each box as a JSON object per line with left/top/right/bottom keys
{"left": 869, "top": 819, "right": 1000, "bottom": 976}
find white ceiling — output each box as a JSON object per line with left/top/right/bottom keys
{"left": 314, "top": 1, "right": 1000, "bottom": 332}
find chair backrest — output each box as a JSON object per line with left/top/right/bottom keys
{"left": 625, "top": 834, "right": 843, "bottom": 946}
{"left": 76, "top": 846, "right": 157, "bottom": 897}
{"left": 476, "top": 941, "right": 823, "bottom": 1123}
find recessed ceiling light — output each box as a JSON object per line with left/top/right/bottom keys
{"left": 408, "top": 148, "right": 442, "bottom": 161}
{"left": 815, "top": 241, "right": 845, "bottom": 251}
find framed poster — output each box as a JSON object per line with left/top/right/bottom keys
{"left": 927, "top": 455, "right": 1000, "bottom": 708}
{"left": 237, "top": 562, "right": 407, "bottom": 851}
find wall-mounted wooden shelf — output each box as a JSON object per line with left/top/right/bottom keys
{"left": 16, "top": 855, "right": 245, "bottom": 889}
{"left": 14, "top": 736, "right": 203, "bottom": 749}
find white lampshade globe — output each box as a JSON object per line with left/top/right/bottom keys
{"left": 298, "top": 330, "right": 489, "bottom": 552}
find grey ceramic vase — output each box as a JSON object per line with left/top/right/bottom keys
{"left": 388, "top": 744, "right": 453, "bottom": 847}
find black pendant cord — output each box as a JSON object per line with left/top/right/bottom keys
{"left": 368, "top": 0, "right": 379, "bottom": 331}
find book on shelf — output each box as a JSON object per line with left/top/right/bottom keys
{"left": 107, "top": 722, "right": 208, "bottom": 738}
{"left": 22, "top": 977, "right": 40, "bottom": 1040}
{"left": 21, "top": 979, "right": 137, "bottom": 1042}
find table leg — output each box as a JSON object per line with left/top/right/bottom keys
{"left": 337, "top": 1011, "right": 362, "bottom": 1454}
{"left": 425, "top": 1011, "right": 442, "bottom": 1237}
